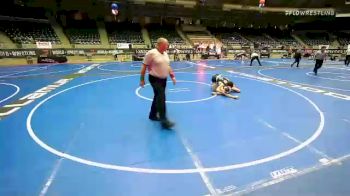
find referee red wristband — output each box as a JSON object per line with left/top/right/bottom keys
{"left": 170, "top": 71, "right": 175, "bottom": 79}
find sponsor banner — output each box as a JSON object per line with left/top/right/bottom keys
{"left": 134, "top": 49, "right": 149, "bottom": 55}
{"left": 1, "top": 48, "right": 346, "bottom": 58}
{"left": 271, "top": 50, "right": 288, "bottom": 53}
{"left": 0, "top": 49, "right": 128, "bottom": 58}
{"left": 0, "top": 50, "right": 37, "bottom": 57}
{"left": 116, "top": 43, "right": 130, "bottom": 49}
{"left": 36, "top": 41, "right": 52, "bottom": 49}
{"left": 95, "top": 49, "right": 124, "bottom": 55}
{"left": 325, "top": 49, "right": 346, "bottom": 54}
{"left": 270, "top": 49, "right": 346, "bottom": 55}
{"left": 135, "top": 49, "right": 194, "bottom": 55}
{"left": 51, "top": 49, "right": 66, "bottom": 55}
{"left": 65, "top": 49, "right": 86, "bottom": 56}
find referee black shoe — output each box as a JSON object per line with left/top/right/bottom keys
{"left": 161, "top": 120, "right": 175, "bottom": 129}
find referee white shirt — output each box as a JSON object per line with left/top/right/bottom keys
{"left": 143, "top": 48, "right": 171, "bottom": 79}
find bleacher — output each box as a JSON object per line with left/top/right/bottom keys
{"left": 106, "top": 23, "right": 143, "bottom": 44}
{"left": 209, "top": 28, "right": 250, "bottom": 46}
{"left": 64, "top": 20, "right": 100, "bottom": 45}
{"left": 240, "top": 28, "right": 278, "bottom": 46}
{"left": 0, "top": 20, "right": 61, "bottom": 44}
{"left": 302, "top": 32, "right": 331, "bottom": 46}
{"left": 267, "top": 29, "right": 299, "bottom": 47}
{"left": 148, "top": 25, "right": 188, "bottom": 48}
{"left": 334, "top": 32, "right": 350, "bottom": 47}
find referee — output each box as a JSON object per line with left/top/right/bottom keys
{"left": 140, "top": 38, "right": 176, "bottom": 129}
{"left": 250, "top": 51, "right": 262, "bottom": 66}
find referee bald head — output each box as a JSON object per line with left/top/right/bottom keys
{"left": 156, "top": 37, "right": 169, "bottom": 54}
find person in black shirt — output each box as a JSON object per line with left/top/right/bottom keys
{"left": 291, "top": 49, "right": 302, "bottom": 67}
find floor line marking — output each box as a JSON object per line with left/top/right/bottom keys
{"left": 179, "top": 135, "right": 217, "bottom": 195}
{"left": 229, "top": 153, "right": 350, "bottom": 196}
{"left": 258, "top": 119, "right": 333, "bottom": 160}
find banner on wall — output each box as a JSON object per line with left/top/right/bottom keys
{"left": 324, "top": 49, "right": 346, "bottom": 54}
{"left": 36, "top": 42, "right": 52, "bottom": 49}
{"left": 1, "top": 48, "right": 346, "bottom": 58}
{"left": 0, "top": 49, "right": 127, "bottom": 58}
{"left": 135, "top": 49, "right": 194, "bottom": 55}
{"left": 0, "top": 50, "right": 37, "bottom": 57}
{"left": 318, "top": 45, "right": 330, "bottom": 49}
{"left": 116, "top": 43, "right": 130, "bottom": 49}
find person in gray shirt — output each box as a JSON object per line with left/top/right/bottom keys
{"left": 313, "top": 46, "right": 327, "bottom": 75}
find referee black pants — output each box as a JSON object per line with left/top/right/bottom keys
{"left": 250, "top": 56, "right": 262, "bottom": 66}
{"left": 149, "top": 74, "right": 167, "bottom": 121}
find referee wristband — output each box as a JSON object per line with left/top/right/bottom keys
{"left": 140, "top": 75, "right": 145, "bottom": 81}
{"left": 170, "top": 72, "right": 175, "bottom": 79}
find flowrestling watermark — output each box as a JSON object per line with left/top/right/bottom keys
{"left": 285, "top": 9, "right": 335, "bottom": 16}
